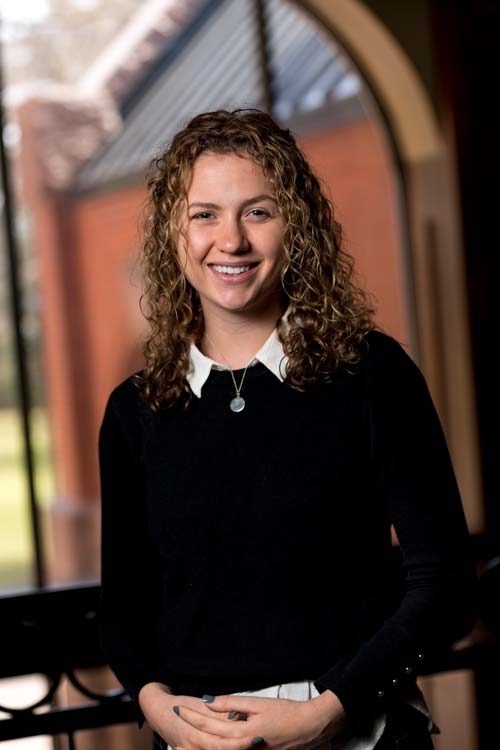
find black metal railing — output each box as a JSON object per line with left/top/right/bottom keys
{"left": 0, "top": 557, "right": 499, "bottom": 750}
{"left": 0, "top": 582, "right": 134, "bottom": 748}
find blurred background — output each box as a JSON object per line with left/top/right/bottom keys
{"left": 0, "top": 0, "right": 498, "bottom": 749}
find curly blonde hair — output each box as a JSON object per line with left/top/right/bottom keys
{"left": 136, "top": 109, "right": 376, "bottom": 410}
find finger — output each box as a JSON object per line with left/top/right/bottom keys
{"left": 203, "top": 695, "right": 268, "bottom": 714}
{"left": 173, "top": 705, "right": 246, "bottom": 738}
{"left": 183, "top": 725, "right": 265, "bottom": 750}
{"left": 174, "top": 696, "right": 231, "bottom": 719}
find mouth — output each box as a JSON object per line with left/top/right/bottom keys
{"left": 207, "top": 262, "right": 260, "bottom": 282}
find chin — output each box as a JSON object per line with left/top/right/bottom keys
{"left": 216, "top": 295, "right": 256, "bottom": 312}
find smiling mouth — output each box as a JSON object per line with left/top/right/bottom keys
{"left": 209, "top": 263, "right": 258, "bottom": 276}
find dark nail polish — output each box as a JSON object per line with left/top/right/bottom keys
{"left": 202, "top": 694, "right": 215, "bottom": 703}
{"left": 228, "top": 711, "right": 238, "bottom": 720}
{"left": 251, "top": 738, "right": 265, "bottom": 746}
{"left": 172, "top": 706, "right": 180, "bottom": 715}
{"left": 239, "top": 713, "right": 249, "bottom": 722}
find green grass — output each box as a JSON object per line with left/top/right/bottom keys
{"left": 0, "top": 407, "right": 55, "bottom": 590}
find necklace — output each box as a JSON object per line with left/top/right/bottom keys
{"left": 204, "top": 333, "right": 253, "bottom": 412}
{"left": 228, "top": 365, "right": 250, "bottom": 413}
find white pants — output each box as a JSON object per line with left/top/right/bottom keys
{"left": 162, "top": 680, "right": 386, "bottom": 750}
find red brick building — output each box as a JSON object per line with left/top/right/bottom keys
{"left": 16, "top": 0, "right": 413, "bottom": 583}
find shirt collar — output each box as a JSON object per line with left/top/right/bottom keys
{"left": 187, "top": 309, "right": 290, "bottom": 398}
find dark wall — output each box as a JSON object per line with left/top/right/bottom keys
{"left": 364, "top": 0, "right": 500, "bottom": 542}
{"left": 430, "top": 0, "right": 500, "bottom": 540}
{"left": 361, "top": 0, "right": 438, "bottom": 109}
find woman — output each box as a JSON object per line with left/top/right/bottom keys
{"left": 99, "top": 109, "right": 476, "bottom": 750}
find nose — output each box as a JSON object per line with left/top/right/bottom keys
{"left": 216, "top": 217, "right": 249, "bottom": 254}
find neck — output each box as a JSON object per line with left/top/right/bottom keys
{"left": 200, "top": 302, "right": 285, "bottom": 369}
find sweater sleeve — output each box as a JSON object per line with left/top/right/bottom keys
{"left": 99, "top": 385, "right": 164, "bottom": 728}
{"left": 314, "top": 333, "right": 477, "bottom": 726}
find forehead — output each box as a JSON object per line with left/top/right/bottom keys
{"left": 186, "top": 152, "right": 273, "bottom": 199}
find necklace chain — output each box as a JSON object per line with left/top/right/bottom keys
{"left": 228, "top": 361, "right": 250, "bottom": 397}
{"left": 203, "top": 333, "right": 254, "bottom": 411}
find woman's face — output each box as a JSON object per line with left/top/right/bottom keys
{"left": 178, "top": 151, "right": 286, "bottom": 321}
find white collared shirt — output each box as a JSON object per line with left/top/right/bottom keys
{"left": 186, "top": 321, "right": 289, "bottom": 398}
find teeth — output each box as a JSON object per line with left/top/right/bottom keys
{"left": 212, "top": 264, "right": 251, "bottom": 275}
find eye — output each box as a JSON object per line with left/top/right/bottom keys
{"left": 191, "top": 211, "right": 215, "bottom": 220}
{"left": 247, "top": 208, "right": 270, "bottom": 218}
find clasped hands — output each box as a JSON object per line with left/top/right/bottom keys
{"left": 146, "top": 685, "right": 346, "bottom": 750}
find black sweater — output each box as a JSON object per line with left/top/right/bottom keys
{"left": 98, "top": 330, "right": 476, "bottom": 729}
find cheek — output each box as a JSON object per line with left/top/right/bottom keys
{"left": 269, "top": 236, "right": 286, "bottom": 265}
{"left": 183, "top": 229, "right": 209, "bottom": 266}
{"left": 269, "top": 224, "right": 286, "bottom": 258}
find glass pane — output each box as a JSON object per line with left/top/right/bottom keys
{"left": 2, "top": 0, "right": 412, "bottom": 589}
{"left": 0, "top": 124, "right": 55, "bottom": 591}
{"left": 0, "top": 215, "right": 33, "bottom": 591}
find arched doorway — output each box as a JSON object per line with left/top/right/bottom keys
{"left": 298, "top": 2, "right": 482, "bottom": 749}
{"left": 301, "top": 0, "right": 482, "bottom": 535}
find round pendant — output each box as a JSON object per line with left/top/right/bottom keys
{"left": 230, "top": 396, "right": 245, "bottom": 413}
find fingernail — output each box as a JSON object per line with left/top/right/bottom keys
{"left": 228, "top": 711, "right": 238, "bottom": 720}
{"left": 202, "top": 694, "right": 215, "bottom": 703}
{"left": 172, "top": 706, "right": 180, "bottom": 715}
{"left": 251, "top": 738, "right": 265, "bottom": 746}
{"left": 239, "top": 713, "right": 249, "bottom": 721}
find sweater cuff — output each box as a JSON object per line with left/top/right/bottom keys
{"left": 314, "top": 660, "right": 383, "bottom": 729}
{"left": 313, "top": 630, "right": 425, "bottom": 728}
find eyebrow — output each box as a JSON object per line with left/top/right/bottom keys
{"left": 188, "top": 194, "right": 278, "bottom": 210}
